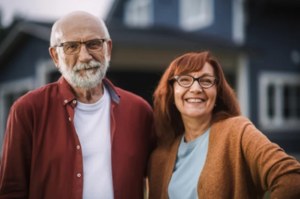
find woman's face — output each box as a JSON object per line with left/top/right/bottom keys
{"left": 173, "top": 62, "right": 217, "bottom": 121}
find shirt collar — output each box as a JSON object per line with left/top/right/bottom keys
{"left": 103, "top": 78, "right": 120, "bottom": 104}
{"left": 58, "top": 76, "right": 121, "bottom": 106}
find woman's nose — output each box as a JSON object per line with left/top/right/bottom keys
{"left": 189, "top": 80, "right": 203, "bottom": 92}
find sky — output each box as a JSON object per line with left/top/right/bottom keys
{"left": 0, "top": 0, "right": 114, "bottom": 27}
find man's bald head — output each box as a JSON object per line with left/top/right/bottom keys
{"left": 50, "top": 11, "right": 110, "bottom": 46}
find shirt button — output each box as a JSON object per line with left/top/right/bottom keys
{"left": 77, "top": 173, "right": 81, "bottom": 178}
{"left": 64, "top": 99, "right": 68, "bottom": 104}
{"left": 76, "top": 145, "right": 80, "bottom": 150}
{"left": 72, "top": 100, "right": 77, "bottom": 104}
{"left": 68, "top": 117, "right": 72, "bottom": 122}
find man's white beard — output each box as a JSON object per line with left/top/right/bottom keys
{"left": 58, "top": 57, "right": 110, "bottom": 89}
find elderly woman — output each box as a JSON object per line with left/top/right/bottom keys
{"left": 148, "top": 51, "right": 300, "bottom": 199}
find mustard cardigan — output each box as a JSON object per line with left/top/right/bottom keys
{"left": 148, "top": 116, "right": 300, "bottom": 199}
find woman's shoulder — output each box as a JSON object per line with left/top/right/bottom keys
{"left": 151, "top": 143, "right": 173, "bottom": 159}
{"left": 151, "top": 138, "right": 180, "bottom": 162}
{"left": 210, "top": 116, "right": 256, "bottom": 142}
{"left": 213, "top": 116, "right": 252, "bottom": 130}
{"left": 221, "top": 115, "right": 251, "bottom": 124}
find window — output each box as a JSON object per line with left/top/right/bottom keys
{"left": 259, "top": 73, "right": 300, "bottom": 131}
{"left": 36, "top": 60, "right": 59, "bottom": 86}
{"left": 267, "top": 84, "right": 275, "bottom": 119}
{"left": 179, "top": 0, "right": 214, "bottom": 31}
{"left": 0, "top": 60, "right": 57, "bottom": 148}
{"left": 232, "top": 0, "right": 245, "bottom": 44}
{"left": 124, "top": 0, "right": 153, "bottom": 27}
{"left": 0, "top": 78, "right": 34, "bottom": 147}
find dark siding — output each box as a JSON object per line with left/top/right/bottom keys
{"left": 0, "top": 37, "right": 50, "bottom": 82}
{"left": 199, "top": 0, "right": 233, "bottom": 41}
{"left": 153, "top": 0, "right": 179, "bottom": 28}
{"left": 247, "top": 10, "right": 300, "bottom": 125}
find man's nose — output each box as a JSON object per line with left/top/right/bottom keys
{"left": 78, "top": 44, "right": 93, "bottom": 62}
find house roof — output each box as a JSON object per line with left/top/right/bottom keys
{"left": 0, "top": 18, "right": 249, "bottom": 69}
{"left": 105, "top": 0, "right": 248, "bottom": 55}
{"left": 107, "top": 23, "right": 247, "bottom": 53}
{"left": 0, "top": 21, "right": 51, "bottom": 66}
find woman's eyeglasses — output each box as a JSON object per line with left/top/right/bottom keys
{"left": 53, "top": 39, "right": 108, "bottom": 55}
{"left": 171, "top": 75, "right": 217, "bottom": 88}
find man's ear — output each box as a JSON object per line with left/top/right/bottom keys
{"left": 49, "top": 47, "right": 59, "bottom": 68}
{"left": 106, "top": 40, "right": 113, "bottom": 61}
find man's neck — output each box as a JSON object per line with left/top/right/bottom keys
{"left": 72, "top": 83, "right": 104, "bottom": 104}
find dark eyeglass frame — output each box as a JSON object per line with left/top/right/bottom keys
{"left": 171, "top": 75, "right": 218, "bottom": 89}
{"left": 53, "top": 39, "right": 108, "bottom": 55}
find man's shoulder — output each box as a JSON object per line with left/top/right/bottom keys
{"left": 115, "top": 86, "right": 151, "bottom": 108}
{"left": 104, "top": 78, "right": 151, "bottom": 108}
{"left": 13, "top": 82, "right": 60, "bottom": 107}
{"left": 24, "top": 81, "right": 58, "bottom": 98}
{"left": 115, "top": 86, "right": 144, "bottom": 100}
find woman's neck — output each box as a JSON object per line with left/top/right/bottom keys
{"left": 182, "top": 116, "right": 211, "bottom": 142}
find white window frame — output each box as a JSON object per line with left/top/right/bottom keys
{"left": 124, "top": 0, "right": 153, "bottom": 27}
{"left": 236, "top": 54, "right": 249, "bottom": 117}
{"left": 179, "top": 0, "right": 214, "bottom": 31}
{"left": 259, "top": 72, "right": 300, "bottom": 131}
{"left": 0, "top": 59, "right": 56, "bottom": 149}
{"left": 36, "top": 59, "right": 58, "bottom": 86}
{"left": 232, "top": 0, "right": 245, "bottom": 44}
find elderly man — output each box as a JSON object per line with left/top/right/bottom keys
{"left": 0, "top": 11, "right": 154, "bottom": 199}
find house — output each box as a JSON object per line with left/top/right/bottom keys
{"left": 0, "top": 0, "right": 299, "bottom": 157}
{"left": 246, "top": 0, "right": 300, "bottom": 155}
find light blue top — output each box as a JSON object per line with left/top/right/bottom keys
{"left": 168, "top": 129, "right": 210, "bottom": 199}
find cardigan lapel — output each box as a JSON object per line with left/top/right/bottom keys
{"left": 161, "top": 137, "right": 182, "bottom": 199}
{"left": 197, "top": 123, "right": 219, "bottom": 197}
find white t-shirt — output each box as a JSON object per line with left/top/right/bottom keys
{"left": 74, "top": 87, "right": 113, "bottom": 199}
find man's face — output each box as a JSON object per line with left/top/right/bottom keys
{"left": 57, "top": 47, "right": 110, "bottom": 89}
{"left": 51, "top": 15, "right": 112, "bottom": 89}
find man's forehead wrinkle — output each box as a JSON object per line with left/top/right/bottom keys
{"left": 50, "top": 11, "right": 110, "bottom": 46}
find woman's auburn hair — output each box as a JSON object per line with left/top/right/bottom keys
{"left": 153, "top": 51, "right": 241, "bottom": 145}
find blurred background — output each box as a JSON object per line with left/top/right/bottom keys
{"left": 0, "top": 0, "right": 299, "bottom": 159}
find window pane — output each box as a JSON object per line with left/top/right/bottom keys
{"left": 5, "top": 90, "right": 28, "bottom": 108}
{"left": 180, "top": 0, "right": 212, "bottom": 30}
{"left": 283, "top": 85, "right": 291, "bottom": 118}
{"left": 49, "top": 71, "right": 60, "bottom": 83}
{"left": 296, "top": 86, "right": 300, "bottom": 118}
{"left": 185, "top": 0, "right": 202, "bottom": 19}
{"left": 267, "top": 84, "right": 275, "bottom": 119}
{"left": 124, "top": 0, "right": 152, "bottom": 27}
{"left": 4, "top": 90, "right": 29, "bottom": 124}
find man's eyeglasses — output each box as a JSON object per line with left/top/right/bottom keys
{"left": 53, "top": 39, "right": 108, "bottom": 55}
{"left": 171, "top": 75, "right": 217, "bottom": 88}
